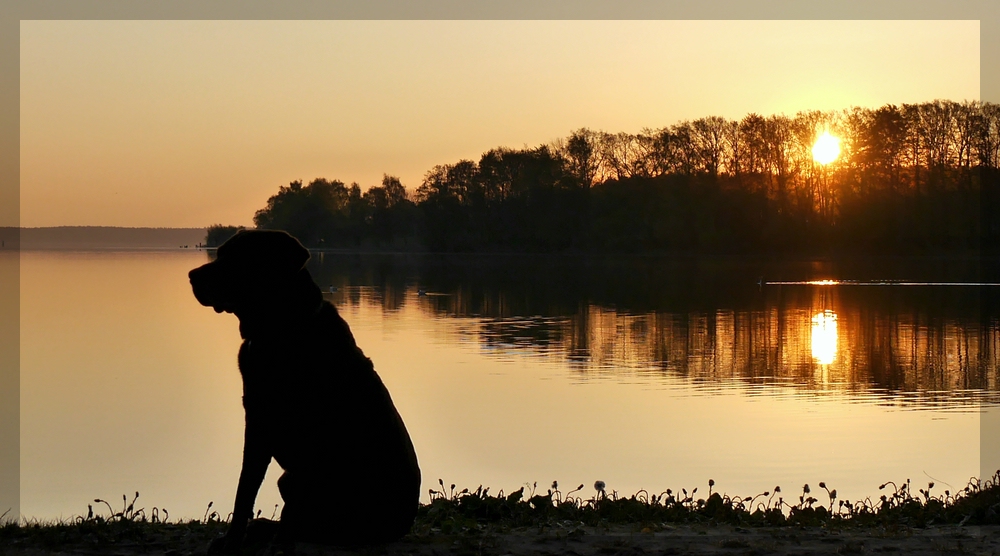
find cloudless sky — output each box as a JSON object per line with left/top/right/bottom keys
{"left": 20, "top": 20, "right": 980, "bottom": 227}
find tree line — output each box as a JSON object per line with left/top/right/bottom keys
{"left": 209, "top": 99, "right": 1000, "bottom": 255}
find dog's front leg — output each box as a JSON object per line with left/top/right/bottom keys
{"left": 211, "top": 417, "right": 271, "bottom": 554}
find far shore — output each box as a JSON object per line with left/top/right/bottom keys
{"left": 2, "top": 227, "right": 997, "bottom": 263}
{"left": 0, "top": 226, "right": 206, "bottom": 250}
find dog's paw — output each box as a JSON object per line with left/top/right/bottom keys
{"left": 245, "top": 518, "right": 281, "bottom": 545}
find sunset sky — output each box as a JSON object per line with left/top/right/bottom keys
{"left": 19, "top": 20, "right": 980, "bottom": 228}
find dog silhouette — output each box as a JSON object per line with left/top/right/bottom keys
{"left": 189, "top": 230, "right": 420, "bottom": 550}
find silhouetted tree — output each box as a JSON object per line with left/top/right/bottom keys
{"left": 247, "top": 99, "right": 999, "bottom": 256}
{"left": 205, "top": 225, "right": 245, "bottom": 247}
{"left": 557, "top": 128, "right": 600, "bottom": 187}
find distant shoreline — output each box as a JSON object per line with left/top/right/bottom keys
{"left": 0, "top": 227, "right": 995, "bottom": 261}
{"left": 0, "top": 226, "right": 206, "bottom": 250}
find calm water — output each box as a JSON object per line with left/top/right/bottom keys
{"left": 18, "top": 250, "right": 1000, "bottom": 520}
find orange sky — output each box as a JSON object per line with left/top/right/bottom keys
{"left": 19, "top": 20, "right": 980, "bottom": 228}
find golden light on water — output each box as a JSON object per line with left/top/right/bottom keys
{"left": 811, "top": 310, "right": 838, "bottom": 365}
{"left": 812, "top": 131, "right": 841, "bottom": 165}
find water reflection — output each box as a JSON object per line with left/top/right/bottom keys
{"left": 307, "top": 253, "right": 1000, "bottom": 409}
{"left": 18, "top": 251, "right": 990, "bottom": 520}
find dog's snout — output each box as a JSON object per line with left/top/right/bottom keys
{"left": 189, "top": 263, "right": 219, "bottom": 308}
{"left": 189, "top": 265, "right": 206, "bottom": 286}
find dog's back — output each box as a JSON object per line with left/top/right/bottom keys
{"left": 239, "top": 302, "right": 419, "bottom": 478}
{"left": 238, "top": 299, "right": 420, "bottom": 535}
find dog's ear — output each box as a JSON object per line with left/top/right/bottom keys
{"left": 272, "top": 232, "right": 310, "bottom": 272}
{"left": 218, "top": 230, "right": 311, "bottom": 274}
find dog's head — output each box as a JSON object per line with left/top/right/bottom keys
{"left": 189, "top": 229, "right": 313, "bottom": 318}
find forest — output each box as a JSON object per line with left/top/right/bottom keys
{"left": 208, "top": 100, "right": 1000, "bottom": 255}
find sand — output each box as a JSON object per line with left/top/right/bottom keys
{"left": 6, "top": 523, "right": 1000, "bottom": 556}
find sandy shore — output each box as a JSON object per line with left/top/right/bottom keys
{"left": 6, "top": 523, "right": 1000, "bottom": 556}
{"left": 384, "top": 524, "right": 999, "bottom": 556}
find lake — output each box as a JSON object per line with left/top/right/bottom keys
{"left": 15, "top": 249, "right": 1000, "bottom": 521}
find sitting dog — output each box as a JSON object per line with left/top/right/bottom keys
{"left": 189, "top": 230, "right": 420, "bottom": 551}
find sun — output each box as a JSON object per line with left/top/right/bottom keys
{"left": 812, "top": 130, "right": 841, "bottom": 165}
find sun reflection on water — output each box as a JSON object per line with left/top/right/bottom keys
{"left": 811, "top": 310, "right": 838, "bottom": 365}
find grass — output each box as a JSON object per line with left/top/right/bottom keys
{"left": 5, "top": 472, "right": 1000, "bottom": 550}
{"left": 0, "top": 492, "right": 230, "bottom": 553}
{"left": 417, "top": 471, "right": 1000, "bottom": 533}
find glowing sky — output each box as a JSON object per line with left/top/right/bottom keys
{"left": 19, "top": 20, "right": 980, "bottom": 227}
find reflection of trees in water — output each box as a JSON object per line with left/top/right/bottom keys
{"left": 471, "top": 305, "right": 1000, "bottom": 406}
{"left": 333, "top": 283, "right": 1000, "bottom": 403}
{"left": 310, "top": 253, "right": 1000, "bottom": 404}
{"left": 311, "top": 251, "right": 414, "bottom": 312}
{"left": 610, "top": 298, "right": 998, "bottom": 399}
